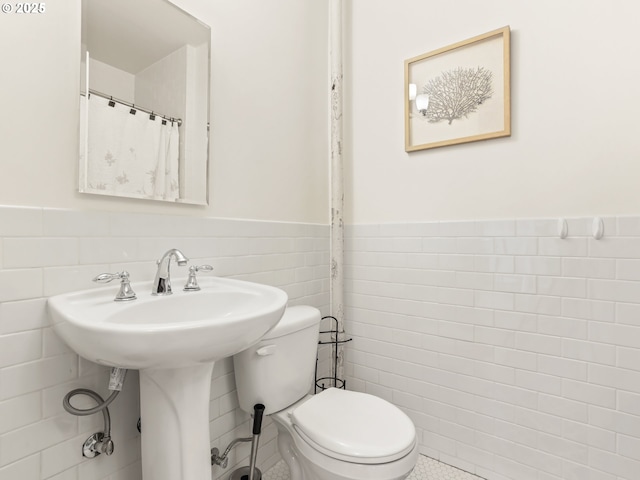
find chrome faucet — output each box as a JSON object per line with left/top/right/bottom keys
{"left": 152, "top": 249, "right": 189, "bottom": 295}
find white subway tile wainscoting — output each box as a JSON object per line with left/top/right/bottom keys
{"left": 0, "top": 205, "right": 329, "bottom": 480}
{"left": 345, "top": 217, "right": 640, "bottom": 480}
{"left": 4, "top": 209, "right": 640, "bottom": 480}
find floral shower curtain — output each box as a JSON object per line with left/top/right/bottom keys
{"left": 80, "top": 95, "right": 180, "bottom": 201}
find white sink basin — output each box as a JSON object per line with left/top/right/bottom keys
{"left": 48, "top": 276, "right": 288, "bottom": 369}
{"left": 48, "top": 275, "right": 288, "bottom": 480}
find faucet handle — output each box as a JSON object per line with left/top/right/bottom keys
{"left": 93, "top": 271, "right": 126, "bottom": 283}
{"left": 183, "top": 265, "right": 213, "bottom": 292}
{"left": 92, "top": 271, "right": 137, "bottom": 302}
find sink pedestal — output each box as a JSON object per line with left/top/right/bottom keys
{"left": 139, "top": 363, "right": 215, "bottom": 480}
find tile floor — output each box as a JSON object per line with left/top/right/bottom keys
{"left": 263, "top": 454, "right": 484, "bottom": 480}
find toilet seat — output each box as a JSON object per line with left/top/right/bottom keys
{"left": 290, "top": 388, "right": 416, "bottom": 464}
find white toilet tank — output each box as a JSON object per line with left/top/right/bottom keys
{"left": 233, "top": 305, "right": 321, "bottom": 415}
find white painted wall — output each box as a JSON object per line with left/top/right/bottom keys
{"left": 183, "top": 43, "right": 210, "bottom": 203}
{"left": 346, "top": 0, "right": 640, "bottom": 224}
{"left": 135, "top": 46, "right": 188, "bottom": 127}
{"left": 89, "top": 59, "right": 135, "bottom": 103}
{"left": 0, "top": 0, "right": 329, "bottom": 223}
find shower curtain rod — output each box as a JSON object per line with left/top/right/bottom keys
{"left": 82, "top": 89, "right": 183, "bottom": 127}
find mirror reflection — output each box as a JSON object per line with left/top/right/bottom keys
{"left": 79, "top": 0, "right": 210, "bottom": 205}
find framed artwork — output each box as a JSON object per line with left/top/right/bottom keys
{"left": 405, "top": 26, "right": 511, "bottom": 152}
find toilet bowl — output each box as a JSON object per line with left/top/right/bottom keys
{"left": 233, "top": 306, "right": 418, "bottom": 480}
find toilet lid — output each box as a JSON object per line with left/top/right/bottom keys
{"left": 290, "top": 388, "right": 416, "bottom": 464}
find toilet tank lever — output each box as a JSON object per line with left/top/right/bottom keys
{"left": 256, "top": 345, "right": 276, "bottom": 356}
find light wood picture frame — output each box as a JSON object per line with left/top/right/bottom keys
{"left": 405, "top": 26, "right": 511, "bottom": 152}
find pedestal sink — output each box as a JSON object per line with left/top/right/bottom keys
{"left": 47, "top": 276, "right": 288, "bottom": 480}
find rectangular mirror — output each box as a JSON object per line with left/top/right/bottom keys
{"left": 79, "top": 0, "right": 210, "bottom": 205}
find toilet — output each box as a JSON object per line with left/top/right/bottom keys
{"left": 233, "top": 306, "right": 419, "bottom": 480}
